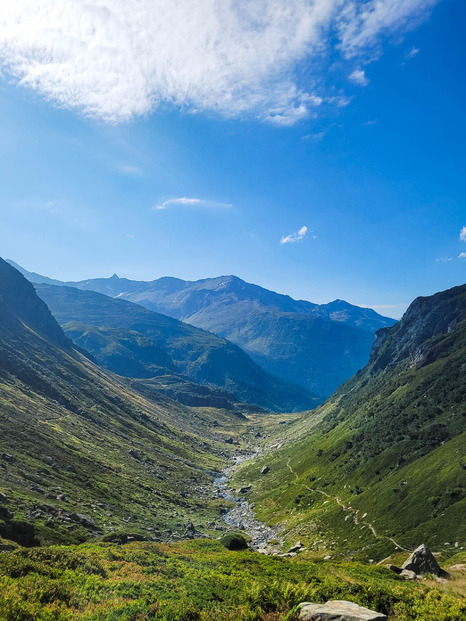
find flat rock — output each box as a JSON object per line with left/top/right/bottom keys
{"left": 402, "top": 544, "right": 442, "bottom": 576}
{"left": 299, "top": 600, "right": 387, "bottom": 620}
{"left": 448, "top": 564, "right": 465, "bottom": 571}
{"left": 400, "top": 569, "right": 417, "bottom": 580}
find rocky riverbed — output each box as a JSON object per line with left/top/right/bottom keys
{"left": 213, "top": 453, "right": 283, "bottom": 554}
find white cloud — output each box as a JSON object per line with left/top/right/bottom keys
{"left": 0, "top": 1, "right": 441, "bottom": 124}
{"left": 349, "top": 68, "right": 369, "bottom": 86}
{"left": 459, "top": 252, "right": 466, "bottom": 260}
{"left": 406, "top": 46, "right": 420, "bottom": 59}
{"left": 280, "top": 225, "right": 309, "bottom": 244}
{"left": 460, "top": 226, "right": 466, "bottom": 242}
{"left": 436, "top": 257, "right": 453, "bottom": 263}
{"left": 155, "top": 197, "right": 232, "bottom": 211}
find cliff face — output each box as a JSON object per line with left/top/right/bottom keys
{"left": 0, "top": 258, "right": 70, "bottom": 348}
{"left": 370, "top": 284, "right": 466, "bottom": 373}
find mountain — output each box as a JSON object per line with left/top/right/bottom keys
{"left": 7, "top": 263, "right": 396, "bottom": 397}
{"left": 234, "top": 283, "right": 466, "bottom": 562}
{"left": 0, "top": 257, "right": 253, "bottom": 546}
{"left": 34, "top": 283, "right": 320, "bottom": 412}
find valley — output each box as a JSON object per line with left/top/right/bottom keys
{"left": 0, "top": 258, "right": 465, "bottom": 620}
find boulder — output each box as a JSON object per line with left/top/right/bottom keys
{"left": 402, "top": 544, "right": 442, "bottom": 576}
{"left": 261, "top": 466, "right": 270, "bottom": 475}
{"left": 299, "top": 600, "right": 387, "bottom": 620}
{"left": 386, "top": 564, "right": 402, "bottom": 575}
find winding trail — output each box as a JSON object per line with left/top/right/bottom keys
{"left": 286, "top": 458, "right": 410, "bottom": 552}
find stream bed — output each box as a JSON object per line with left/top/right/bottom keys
{"left": 213, "top": 453, "right": 283, "bottom": 553}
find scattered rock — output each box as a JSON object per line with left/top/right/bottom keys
{"left": 400, "top": 569, "right": 417, "bottom": 581}
{"left": 260, "top": 465, "right": 270, "bottom": 475}
{"left": 287, "top": 541, "right": 304, "bottom": 553}
{"left": 1, "top": 454, "right": 14, "bottom": 463}
{"left": 299, "top": 600, "right": 387, "bottom": 620}
{"left": 238, "top": 485, "right": 252, "bottom": 494}
{"left": 0, "top": 493, "right": 7, "bottom": 503}
{"left": 402, "top": 544, "right": 442, "bottom": 576}
{"left": 386, "top": 564, "right": 402, "bottom": 575}
{"left": 74, "top": 514, "right": 96, "bottom": 529}
{"left": 448, "top": 564, "right": 466, "bottom": 571}
{"left": 278, "top": 552, "right": 297, "bottom": 558}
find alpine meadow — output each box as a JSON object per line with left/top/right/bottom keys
{"left": 0, "top": 1, "right": 465, "bottom": 620}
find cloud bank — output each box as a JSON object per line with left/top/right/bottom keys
{"left": 0, "top": 0, "right": 440, "bottom": 124}
{"left": 281, "top": 226, "right": 309, "bottom": 244}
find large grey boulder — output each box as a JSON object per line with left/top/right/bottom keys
{"left": 402, "top": 544, "right": 442, "bottom": 576}
{"left": 299, "top": 600, "right": 387, "bottom": 620}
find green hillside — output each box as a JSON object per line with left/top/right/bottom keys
{"left": 233, "top": 284, "right": 466, "bottom": 562}
{"left": 35, "top": 283, "right": 320, "bottom": 412}
{"left": 0, "top": 258, "right": 248, "bottom": 546}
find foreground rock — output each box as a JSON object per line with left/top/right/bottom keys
{"left": 299, "top": 600, "right": 387, "bottom": 620}
{"left": 401, "top": 544, "right": 442, "bottom": 576}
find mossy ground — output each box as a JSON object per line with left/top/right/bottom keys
{"left": 0, "top": 540, "right": 464, "bottom": 620}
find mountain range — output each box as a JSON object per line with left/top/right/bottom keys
{"left": 7, "top": 261, "right": 396, "bottom": 398}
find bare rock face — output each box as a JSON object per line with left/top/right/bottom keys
{"left": 298, "top": 600, "right": 387, "bottom": 620}
{"left": 402, "top": 544, "right": 442, "bottom": 576}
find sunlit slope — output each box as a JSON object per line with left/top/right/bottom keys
{"left": 236, "top": 284, "right": 466, "bottom": 561}
{"left": 0, "top": 258, "right": 244, "bottom": 546}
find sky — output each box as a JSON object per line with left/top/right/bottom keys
{"left": 0, "top": 0, "right": 464, "bottom": 319}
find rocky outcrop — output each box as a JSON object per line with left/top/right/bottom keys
{"left": 299, "top": 600, "right": 387, "bottom": 620}
{"left": 401, "top": 543, "right": 442, "bottom": 576}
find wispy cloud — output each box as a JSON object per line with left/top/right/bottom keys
{"left": 459, "top": 252, "right": 466, "bottom": 260}
{"left": 119, "top": 164, "right": 144, "bottom": 177}
{"left": 349, "top": 68, "right": 369, "bottom": 86}
{"left": 280, "top": 225, "right": 311, "bottom": 245}
{"left": 155, "top": 197, "right": 232, "bottom": 211}
{"left": 460, "top": 226, "right": 466, "bottom": 242}
{"left": 436, "top": 256, "right": 454, "bottom": 263}
{"left": 406, "top": 46, "right": 420, "bottom": 60}
{"left": 0, "top": 1, "right": 441, "bottom": 124}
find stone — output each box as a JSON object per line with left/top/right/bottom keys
{"left": 448, "top": 564, "right": 466, "bottom": 571}
{"left": 401, "top": 544, "right": 442, "bottom": 576}
{"left": 238, "top": 485, "right": 251, "bottom": 494}
{"left": 287, "top": 541, "right": 304, "bottom": 553}
{"left": 1, "top": 454, "right": 14, "bottom": 463}
{"left": 299, "top": 600, "right": 387, "bottom": 620}
{"left": 261, "top": 466, "right": 270, "bottom": 475}
{"left": 400, "top": 569, "right": 417, "bottom": 580}
{"left": 386, "top": 564, "right": 402, "bottom": 575}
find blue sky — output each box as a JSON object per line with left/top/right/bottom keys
{"left": 0, "top": 0, "right": 464, "bottom": 318}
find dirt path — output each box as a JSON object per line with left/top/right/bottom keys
{"left": 286, "top": 459, "right": 410, "bottom": 552}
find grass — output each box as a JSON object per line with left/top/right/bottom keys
{"left": 0, "top": 540, "right": 464, "bottom": 620}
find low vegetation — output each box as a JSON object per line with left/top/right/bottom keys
{"left": 0, "top": 540, "right": 464, "bottom": 620}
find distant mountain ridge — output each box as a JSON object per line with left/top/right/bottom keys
{"left": 8, "top": 262, "right": 396, "bottom": 397}
{"left": 35, "top": 283, "right": 320, "bottom": 413}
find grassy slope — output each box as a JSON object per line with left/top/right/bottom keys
{"left": 233, "top": 286, "right": 466, "bottom": 563}
{"left": 0, "top": 540, "right": 464, "bottom": 620}
{"left": 35, "top": 284, "right": 320, "bottom": 413}
{"left": 0, "top": 263, "right": 253, "bottom": 546}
